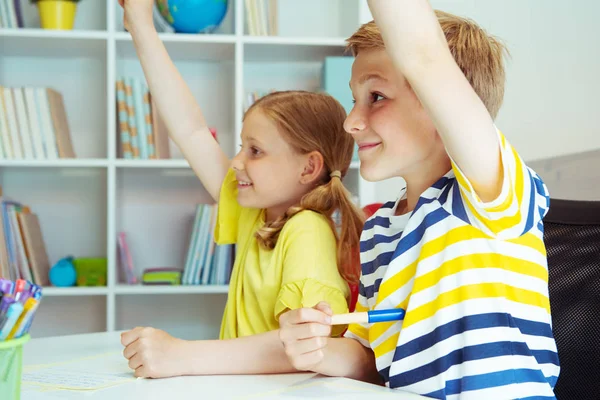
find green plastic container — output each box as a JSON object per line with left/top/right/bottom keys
{"left": 0, "top": 334, "right": 30, "bottom": 400}
{"left": 74, "top": 257, "right": 107, "bottom": 286}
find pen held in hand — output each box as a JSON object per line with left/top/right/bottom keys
{"left": 330, "top": 309, "right": 406, "bottom": 325}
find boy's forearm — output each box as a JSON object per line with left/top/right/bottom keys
{"left": 317, "top": 337, "right": 382, "bottom": 385}
{"left": 182, "top": 330, "right": 298, "bottom": 375}
{"left": 367, "top": 0, "right": 450, "bottom": 72}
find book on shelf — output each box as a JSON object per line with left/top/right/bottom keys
{"left": 0, "top": 87, "right": 76, "bottom": 160}
{"left": 182, "top": 204, "right": 234, "bottom": 286}
{"left": 244, "top": 90, "right": 276, "bottom": 112}
{"left": 0, "top": 191, "right": 51, "bottom": 286}
{"left": 117, "top": 232, "right": 137, "bottom": 285}
{"left": 117, "top": 77, "right": 219, "bottom": 160}
{"left": 0, "top": 0, "right": 24, "bottom": 29}
{"left": 245, "top": 0, "right": 278, "bottom": 36}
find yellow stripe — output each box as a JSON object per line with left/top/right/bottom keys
{"left": 411, "top": 253, "right": 548, "bottom": 295}
{"left": 453, "top": 135, "right": 532, "bottom": 234}
{"left": 508, "top": 232, "right": 546, "bottom": 256}
{"left": 377, "top": 225, "right": 492, "bottom": 305}
{"left": 373, "top": 332, "right": 400, "bottom": 358}
{"left": 348, "top": 323, "right": 369, "bottom": 341}
{"left": 403, "top": 283, "right": 550, "bottom": 329}
{"left": 354, "top": 301, "right": 369, "bottom": 312}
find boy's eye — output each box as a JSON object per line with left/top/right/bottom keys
{"left": 371, "top": 93, "right": 384, "bottom": 103}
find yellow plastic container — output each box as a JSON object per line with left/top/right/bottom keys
{"left": 38, "top": 1, "right": 77, "bottom": 30}
{"left": 0, "top": 334, "right": 30, "bottom": 400}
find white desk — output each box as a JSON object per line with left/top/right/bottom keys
{"left": 21, "top": 332, "right": 425, "bottom": 399}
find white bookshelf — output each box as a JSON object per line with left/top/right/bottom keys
{"left": 0, "top": 0, "right": 377, "bottom": 339}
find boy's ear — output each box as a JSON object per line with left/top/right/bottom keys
{"left": 300, "top": 151, "right": 325, "bottom": 185}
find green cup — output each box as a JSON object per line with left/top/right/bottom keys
{"left": 0, "top": 334, "right": 30, "bottom": 400}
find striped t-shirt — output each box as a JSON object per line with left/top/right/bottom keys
{"left": 345, "top": 131, "right": 560, "bottom": 399}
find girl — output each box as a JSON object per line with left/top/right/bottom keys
{"left": 118, "top": 0, "right": 364, "bottom": 378}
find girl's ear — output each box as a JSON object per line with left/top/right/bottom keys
{"left": 300, "top": 151, "right": 325, "bottom": 185}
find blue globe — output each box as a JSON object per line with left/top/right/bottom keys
{"left": 156, "top": 0, "right": 228, "bottom": 34}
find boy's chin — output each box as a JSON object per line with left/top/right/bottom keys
{"left": 359, "top": 161, "right": 394, "bottom": 182}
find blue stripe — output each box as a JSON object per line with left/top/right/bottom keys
{"left": 360, "top": 230, "right": 404, "bottom": 252}
{"left": 412, "top": 196, "right": 438, "bottom": 215}
{"left": 520, "top": 397, "right": 557, "bottom": 400}
{"left": 379, "top": 366, "right": 390, "bottom": 385}
{"left": 360, "top": 250, "right": 395, "bottom": 277}
{"left": 363, "top": 216, "right": 390, "bottom": 231}
{"left": 359, "top": 278, "right": 382, "bottom": 298}
{"left": 531, "top": 350, "right": 560, "bottom": 366}
{"left": 548, "top": 375, "right": 558, "bottom": 388}
{"left": 389, "top": 341, "right": 538, "bottom": 387}
{"left": 424, "top": 368, "right": 551, "bottom": 398}
{"left": 512, "top": 317, "right": 554, "bottom": 338}
{"left": 438, "top": 178, "right": 455, "bottom": 206}
{"left": 381, "top": 200, "right": 397, "bottom": 210}
{"left": 521, "top": 168, "right": 536, "bottom": 235}
{"left": 451, "top": 183, "right": 470, "bottom": 224}
{"left": 393, "top": 313, "right": 555, "bottom": 362}
{"left": 391, "top": 207, "right": 450, "bottom": 261}
{"left": 432, "top": 176, "right": 451, "bottom": 189}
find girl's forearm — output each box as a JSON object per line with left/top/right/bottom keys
{"left": 182, "top": 330, "right": 297, "bottom": 375}
{"left": 127, "top": 24, "right": 229, "bottom": 200}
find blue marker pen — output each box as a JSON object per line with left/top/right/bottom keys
{"left": 0, "top": 295, "right": 15, "bottom": 328}
{"left": 0, "top": 301, "right": 24, "bottom": 340}
{"left": 331, "top": 308, "right": 406, "bottom": 326}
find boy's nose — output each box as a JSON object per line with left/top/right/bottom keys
{"left": 344, "top": 107, "right": 367, "bottom": 135}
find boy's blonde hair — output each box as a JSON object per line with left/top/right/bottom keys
{"left": 246, "top": 91, "right": 364, "bottom": 284}
{"left": 346, "top": 11, "right": 508, "bottom": 119}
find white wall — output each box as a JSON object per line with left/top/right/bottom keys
{"left": 361, "top": 0, "right": 600, "bottom": 203}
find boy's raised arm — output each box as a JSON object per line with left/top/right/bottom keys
{"left": 367, "top": 0, "right": 502, "bottom": 202}
{"left": 120, "top": 0, "right": 229, "bottom": 201}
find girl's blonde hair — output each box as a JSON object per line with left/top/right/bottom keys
{"left": 246, "top": 91, "right": 364, "bottom": 284}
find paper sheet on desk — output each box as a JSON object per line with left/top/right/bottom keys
{"left": 22, "top": 351, "right": 136, "bottom": 391}
{"left": 240, "top": 375, "right": 424, "bottom": 399}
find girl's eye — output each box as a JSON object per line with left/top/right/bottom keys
{"left": 250, "top": 147, "right": 261, "bottom": 156}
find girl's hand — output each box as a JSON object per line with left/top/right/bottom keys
{"left": 278, "top": 302, "right": 334, "bottom": 371}
{"left": 118, "top": 0, "right": 155, "bottom": 33}
{"left": 121, "top": 327, "right": 188, "bottom": 378}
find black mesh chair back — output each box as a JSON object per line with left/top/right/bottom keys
{"left": 544, "top": 199, "right": 600, "bottom": 399}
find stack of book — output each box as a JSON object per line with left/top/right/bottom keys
{"left": 0, "top": 0, "right": 24, "bottom": 28}
{"left": 0, "top": 192, "right": 51, "bottom": 287}
{"left": 182, "top": 204, "right": 234, "bottom": 286}
{"left": 116, "top": 78, "right": 171, "bottom": 160}
{"left": 245, "top": 0, "right": 278, "bottom": 36}
{"left": 0, "top": 87, "right": 76, "bottom": 160}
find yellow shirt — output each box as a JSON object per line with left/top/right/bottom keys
{"left": 215, "top": 169, "right": 350, "bottom": 339}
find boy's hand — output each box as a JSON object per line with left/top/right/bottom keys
{"left": 278, "top": 302, "right": 333, "bottom": 371}
{"left": 118, "top": 0, "right": 154, "bottom": 33}
{"left": 121, "top": 327, "right": 187, "bottom": 378}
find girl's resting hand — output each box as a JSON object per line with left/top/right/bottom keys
{"left": 121, "top": 326, "right": 188, "bottom": 378}
{"left": 278, "top": 302, "right": 334, "bottom": 371}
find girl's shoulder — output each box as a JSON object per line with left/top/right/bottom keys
{"left": 281, "top": 209, "right": 335, "bottom": 237}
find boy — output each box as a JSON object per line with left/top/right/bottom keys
{"left": 278, "top": 1, "right": 560, "bottom": 398}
